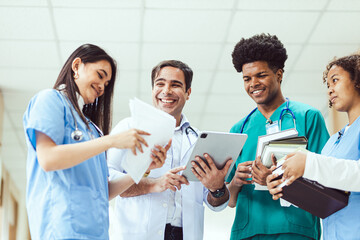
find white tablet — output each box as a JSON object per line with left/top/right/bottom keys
{"left": 182, "top": 131, "right": 247, "bottom": 181}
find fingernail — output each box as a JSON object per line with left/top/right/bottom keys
{"left": 191, "top": 162, "right": 195, "bottom": 166}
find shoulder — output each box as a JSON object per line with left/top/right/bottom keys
{"left": 29, "top": 89, "right": 63, "bottom": 106}
{"left": 35, "top": 89, "right": 61, "bottom": 101}
{"left": 290, "top": 101, "right": 323, "bottom": 117}
{"left": 27, "top": 89, "right": 64, "bottom": 111}
{"left": 230, "top": 117, "right": 247, "bottom": 133}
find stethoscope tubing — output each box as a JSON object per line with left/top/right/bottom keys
{"left": 58, "top": 89, "right": 103, "bottom": 141}
{"left": 240, "top": 98, "right": 296, "bottom": 133}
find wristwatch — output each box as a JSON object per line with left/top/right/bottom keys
{"left": 210, "top": 184, "right": 227, "bottom": 198}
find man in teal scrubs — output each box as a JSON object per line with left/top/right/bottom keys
{"left": 226, "top": 33, "right": 329, "bottom": 239}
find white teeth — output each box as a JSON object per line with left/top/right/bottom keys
{"left": 161, "top": 99, "right": 174, "bottom": 103}
{"left": 253, "top": 90, "right": 262, "bottom": 94}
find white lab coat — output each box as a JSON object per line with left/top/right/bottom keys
{"left": 304, "top": 152, "right": 360, "bottom": 192}
{"left": 108, "top": 117, "right": 228, "bottom": 240}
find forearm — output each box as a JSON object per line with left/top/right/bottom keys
{"left": 37, "top": 133, "right": 114, "bottom": 171}
{"left": 108, "top": 175, "right": 135, "bottom": 200}
{"left": 207, "top": 188, "right": 230, "bottom": 207}
{"left": 119, "top": 177, "right": 157, "bottom": 197}
{"left": 304, "top": 152, "right": 360, "bottom": 191}
{"left": 227, "top": 181, "right": 241, "bottom": 208}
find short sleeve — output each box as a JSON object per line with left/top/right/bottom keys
{"left": 23, "top": 89, "right": 66, "bottom": 150}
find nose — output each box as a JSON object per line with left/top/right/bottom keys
{"left": 163, "top": 84, "right": 173, "bottom": 94}
{"left": 328, "top": 85, "right": 334, "bottom": 95}
{"left": 250, "top": 77, "right": 260, "bottom": 87}
{"left": 98, "top": 82, "right": 105, "bottom": 95}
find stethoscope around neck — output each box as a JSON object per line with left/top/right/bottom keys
{"left": 239, "top": 98, "right": 296, "bottom": 133}
{"left": 57, "top": 84, "right": 103, "bottom": 141}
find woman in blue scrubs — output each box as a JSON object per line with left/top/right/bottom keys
{"left": 267, "top": 54, "right": 360, "bottom": 239}
{"left": 23, "top": 44, "right": 169, "bottom": 240}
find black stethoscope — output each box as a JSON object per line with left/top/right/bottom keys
{"left": 240, "top": 98, "right": 296, "bottom": 133}
{"left": 58, "top": 84, "right": 103, "bottom": 141}
{"left": 185, "top": 125, "right": 197, "bottom": 136}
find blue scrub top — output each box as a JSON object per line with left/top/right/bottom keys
{"left": 23, "top": 89, "right": 109, "bottom": 240}
{"left": 321, "top": 115, "right": 360, "bottom": 239}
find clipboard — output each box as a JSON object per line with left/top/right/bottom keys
{"left": 182, "top": 131, "right": 247, "bottom": 181}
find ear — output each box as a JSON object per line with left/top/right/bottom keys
{"left": 276, "top": 69, "right": 284, "bottom": 84}
{"left": 72, "top": 57, "right": 82, "bottom": 73}
{"left": 186, "top": 87, "right": 191, "bottom": 100}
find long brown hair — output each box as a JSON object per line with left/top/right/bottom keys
{"left": 53, "top": 44, "right": 117, "bottom": 135}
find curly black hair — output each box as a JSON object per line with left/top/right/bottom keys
{"left": 323, "top": 54, "right": 360, "bottom": 107}
{"left": 232, "top": 33, "right": 288, "bottom": 73}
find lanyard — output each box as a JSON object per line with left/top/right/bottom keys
{"left": 240, "top": 98, "right": 296, "bottom": 133}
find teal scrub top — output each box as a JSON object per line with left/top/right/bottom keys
{"left": 227, "top": 101, "right": 329, "bottom": 239}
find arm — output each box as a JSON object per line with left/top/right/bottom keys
{"left": 227, "top": 161, "right": 253, "bottom": 207}
{"left": 108, "top": 141, "right": 171, "bottom": 200}
{"left": 119, "top": 166, "right": 189, "bottom": 197}
{"left": 191, "top": 154, "right": 233, "bottom": 207}
{"left": 36, "top": 128, "right": 149, "bottom": 172}
{"left": 283, "top": 151, "right": 360, "bottom": 192}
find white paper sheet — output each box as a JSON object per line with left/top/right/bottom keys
{"left": 121, "top": 98, "right": 176, "bottom": 183}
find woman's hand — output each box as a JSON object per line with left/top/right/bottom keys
{"left": 148, "top": 139, "right": 172, "bottom": 171}
{"left": 266, "top": 173, "right": 284, "bottom": 200}
{"left": 282, "top": 151, "right": 307, "bottom": 185}
{"left": 111, "top": 128, "right": 150, "bottom": 155}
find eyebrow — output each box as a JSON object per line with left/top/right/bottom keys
{"left": 243, "top": 71, "right": 267, "bottom": 77}
{"left": 99, "top": 69, "right": 108, "bottom": 77}
{"left": 330, "top": 73, "right": 338, "bottom": 79}
{"left": 155, "top": 79, "right": 184, "bottom": 85}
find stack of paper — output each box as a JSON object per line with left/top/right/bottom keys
{"left": 122, "top": 98, "right": 176, "bottom": 183}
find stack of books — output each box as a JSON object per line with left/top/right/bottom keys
{"left": 256, "top": 128, "right": 307, "bottom": 167}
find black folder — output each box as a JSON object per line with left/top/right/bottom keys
{"left": 272, "top": 171, "right": 349, "bottom": 219}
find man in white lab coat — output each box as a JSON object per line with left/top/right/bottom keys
{"left": 108, "top": 60, "right": 232, "bottom": 240}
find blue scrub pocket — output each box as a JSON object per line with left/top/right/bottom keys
{"left": 70, "top": 185, "right": 107, "bottom": 237}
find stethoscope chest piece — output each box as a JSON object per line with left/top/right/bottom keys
{"left": 71, "top": 129, "right": 84, "bottom": 141}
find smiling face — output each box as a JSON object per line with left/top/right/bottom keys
{"left": 242, "top": 61, "right": 283, "bottom": 108}
{"left": 72, "top": 58, "right": 112, "bottom": 104}
{"left": 327, "top": 65, "right": 360, "bottom": 113}
{"left": 152, "top": 66, "right": 191, "bottom": 126}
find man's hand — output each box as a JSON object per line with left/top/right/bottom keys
{"left": 147, "top": 139, "right": 172, "bottom": 171}
{"left": 251, "top": 156, "right": 273, "bottom": 186}
{"left": 151, "top": 166, "right": 189, "bottom": 193}
{"left": 231, "top": 161, "right": 253, "bottom": 189}
{"left": 191, "top": 153, "right": 232, "bottom": 192}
